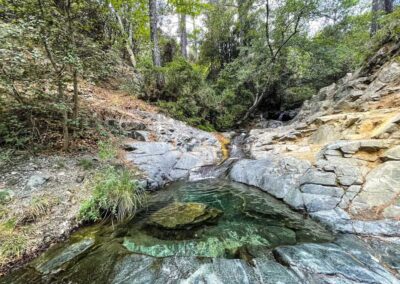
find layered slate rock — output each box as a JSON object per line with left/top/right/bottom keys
{"left": 111, "top": 255, "right": 300, "bottom": 284}
{"left": 146, "top": 202, "right": 222, "bottom": 230}
{"left": 121, "top": 111, "right": 222, "bottom": 189}
{"left": 229, "top": 156, "right": 310, "bottom": 209}
{"left": 273, "top": 235, "right": 400, "bottom": 284}
{"left": 350, "top": 161, "right": 400, "bottom": 217}
{"left": 229, "top": 47, "right": 400, "bottom": 237}
{"left": 125, "top": 141, "right": 220, "bottom": 189}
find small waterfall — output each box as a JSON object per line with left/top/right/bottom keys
{"left": 190, "top": 132, "right": 247, "bottom": 181}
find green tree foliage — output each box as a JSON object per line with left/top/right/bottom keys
{"left": 1, "top": 0, "right": 399, "bottom": 142}
{"left": 153, "top": 0, "right": 399, "bottom": 129}
{"left": 0, "top": 0, "right": 124, "bottom": 149}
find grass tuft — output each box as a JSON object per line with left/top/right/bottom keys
{"left": 19, "top": 196, "right": 58, "bottom": 224}
{"left": 78, "top": 158, "right": 94, "bottom": 170}
{"left": 0, "top": 220, "right": 27, "bottom": 266}
{"left": 79, "top": 166, "right": 147, "bottom": 223}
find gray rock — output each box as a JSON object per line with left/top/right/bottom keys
{"left": 254, "top": 258, "right": 301, "bottom": 283}
{"left": 381, "top": 145, "right": 400, "bottom": 161}
{"left": 230, "top": 157, "right": 310, "bottom": 200}
{"left": 383, "top": 204, "right": 400, "bottom": 219}
{"left": 26, "top": 174, "right": 50, "bottom": 190}
{"left": 377, "top": 61, "right": 400, "bottom": 83}
{"left": 359, "top": 139, "right": 392, "bottom": 152}
{"left": 350, "top": 220, "right": 400, "bottom": 236}
{"left": 302, "top": 193, "right": 340, "bottom": 212}
{"left": 300, "top": 170, "right": 337, "bottom": 186}
{"left": 112, "top": 254, "right": 157, "bottom": 284}
{"left": 283, "top": 188, "right": 304, "bottom": 209}
{"left": 350, "top": 161, "right": 400, "bottom": 216}
{"left": 174, "top": 153, "right": 202, "bottom": 170}
{"left": 128, "top": 142, "right": 173, "bottom": 155}
{"left": 274, "top": 241, "right": 399, "bottom": 284}
{"left": 126, "top": 148, "right": 181, "bottom": 188}
{"left": 324, "top": 149, "right": 343, "bottom": 157}
{"left": 328, "top": 141, "right": 360, "bottom": 154}
{"left": 301, "top": 184, "right": 344, "bottom": 197}
{"left": 169, "top": 169, "right": 189, "bottom": 180}
{"left": 309, "top": 124, "right": 341, "bottom": 144}
{"left": 366, "top": 237, "right": 400, "bottom": 275}
{"left": 339, "top": 185, "right": 361, "bottom": 209}
{"left": 183, "top": 258, "right": 261, "bottom": 284}
{"left": 120, "top": 121, "right": 146, "bottom": 131}
{"left": 317, "top": 158, "right": 365, "bottom": 186}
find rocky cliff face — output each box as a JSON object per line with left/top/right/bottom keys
{"left": 231, "top": 42, "right": 400, "bottom": 236}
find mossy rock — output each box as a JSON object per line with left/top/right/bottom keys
{"left": 146, "top": 202, "right": 222, "bottom": 230}
{"left": 0, "top": 190, "right": 13, "bottom": 205}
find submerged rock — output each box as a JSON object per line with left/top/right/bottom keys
{"left": 146, "top": 202, "right": 222, "bottom": 230}
{"left": 35, "top": 238, "right": 95, "bottom": 274}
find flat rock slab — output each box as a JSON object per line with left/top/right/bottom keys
{"left": 35, "top": 239, "right": 95, "bottom": 274}
{"left": 125, "top": 141, "right": 220, "bottom": 189}
{"left": 146, "top": 202, "right": 222, "bottom": 230}
{"left": 273, "top": 236, "right": 400, "bottom": 284}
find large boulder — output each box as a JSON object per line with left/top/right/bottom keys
{"left": 230, "top": 157, "right": 310, "bottom": 202}
{"left": 146, "top": 202, "right": 222, "bottom": 230}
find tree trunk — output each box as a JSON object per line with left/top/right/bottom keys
{"left": 179, "top": 13, "right": 188, "bottom": 59}
{"left": 149, "top": 0, "right": 161, "bottom": 68}
{"left": 192, "top": 16, "right": 198, "bottom": 60}
{"left": 371, "top": 0, "right": 393, "bottom": 35}
{"left": 72, "top": 69, "right": 78, "bottom": 122}
{"left": 58, "top": 79, "right": 69, "bottom": 151}
{"left": 384, "top": 0, "right": 393, "bottom": 13}
{"left": 113, "top": 6, "right": 137, "bottom": 68}
{"left": 149, "top": 0, "right": 163, "bottom": 87}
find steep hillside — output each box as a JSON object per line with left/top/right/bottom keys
{"left": 0, "top": 85, "right": 223, "bottom": 274}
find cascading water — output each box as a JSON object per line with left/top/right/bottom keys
{"left": 189, "top": 132, "right": 247, "bottom": 180}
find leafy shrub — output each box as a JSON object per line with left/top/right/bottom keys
{"left": 79, "top": 167, "right": 147, "bottom": 223}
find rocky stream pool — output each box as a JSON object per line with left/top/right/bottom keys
{"left": 1, "top": 179, "right": 340, "bottom": 283}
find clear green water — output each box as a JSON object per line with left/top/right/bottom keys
{"left": 1, "top": 180, "right": 334, "bottom": 283}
